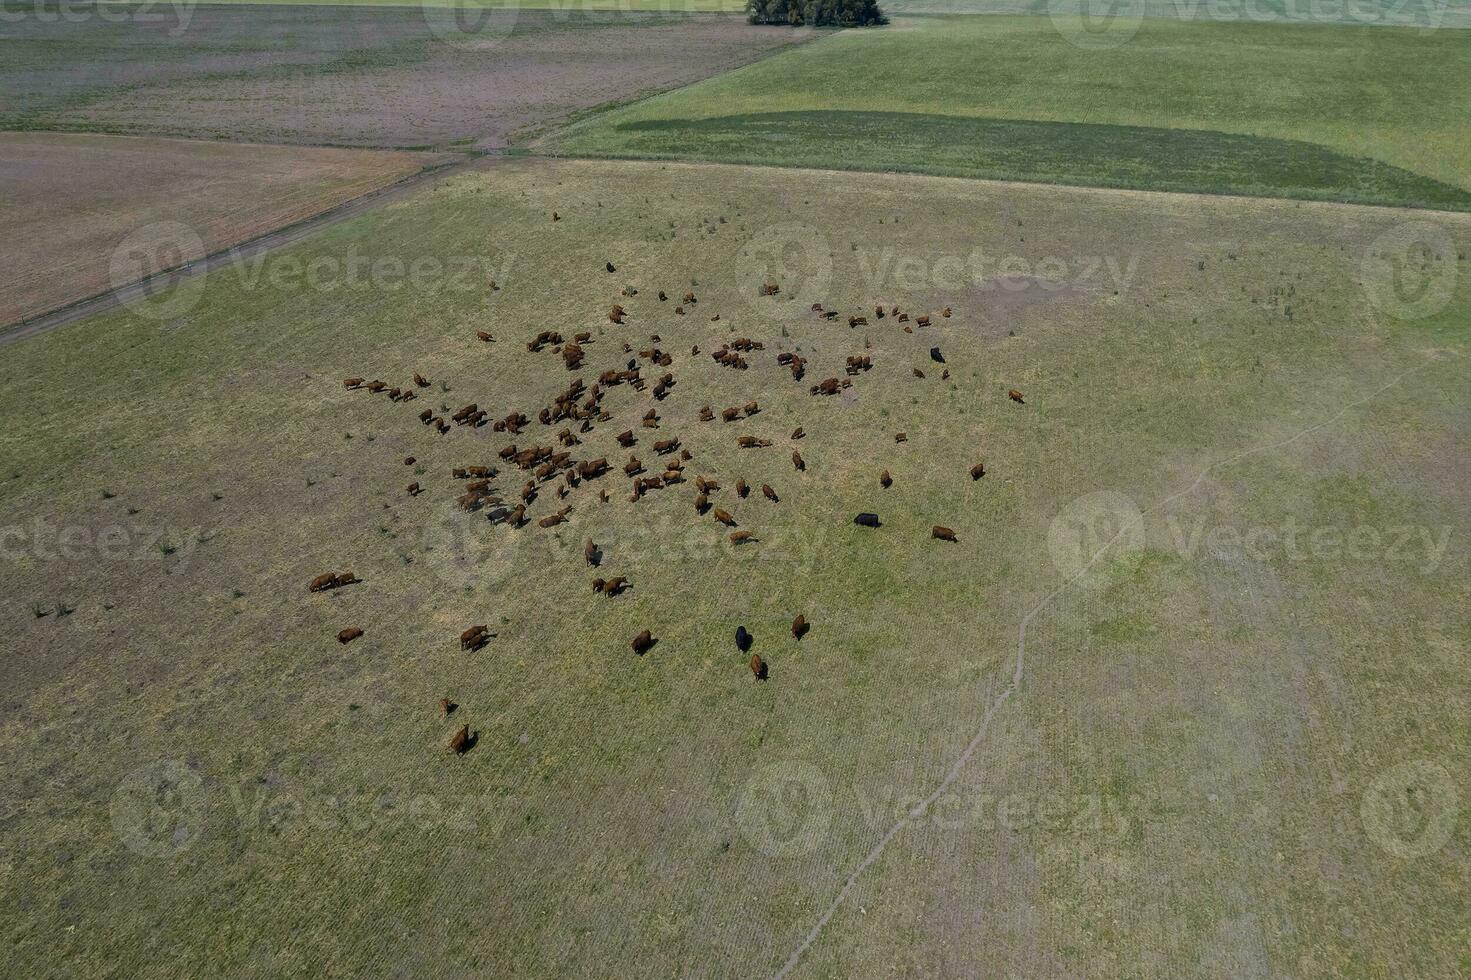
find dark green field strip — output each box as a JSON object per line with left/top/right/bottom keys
{"left": 562, "top": 110, "right": 1471, "bottom": 210}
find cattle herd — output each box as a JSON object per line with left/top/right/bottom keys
{"left": 320, "top": 263, "right": 1023, "bottom": 755}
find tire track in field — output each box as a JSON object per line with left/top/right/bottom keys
{"left": 774, "top": 347, "right": 1456, "bottom": 979}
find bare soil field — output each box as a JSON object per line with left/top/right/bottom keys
{"left": 0, "top": 131, "right": 454, "bottom": 325}
{"left": 0, "top": 5, "right": 817, "bottom": 149}
{"left": 1, "top": 158, "right": 1465, "bottom": 977}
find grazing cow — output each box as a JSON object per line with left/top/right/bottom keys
{"left": 653, "top": 438, "right": 679, "bottom": 454}
{"left": 683, "top": 291, "right": 696, "bottom": 304}
{"left": 343, "top": 377, "right": 365, "bottom": 390}
{"left": 942, "top": 306, "right": 953, "bottom": 317}
{"left": 539, "top": 513, "right": 567, "bottom": 528}
{"left": 338, "top": 627, "right": 364, "bottom": 644}
{"left": 624, "top": 456, "right": 642, "bottom": 476}
{"left": 695, "top": 493, "right": 709, "bottom": 513}
{"left": 453, "top": 467, "right": 468, "bottom": 479}
{"left": 659, "top": 290, "right": 668, "bottom": 301}
{"left": 736, "top": 626, "right": 752, "bottom": 652}
{"left": 895, "top": 432, "right": 908, "bottom": 443}
{"left": 729, "top": 531, "right": 754, "bottom": 546}
{"left": 606, "top": 261, "right": 616, "bottom": 273}
{"left": 942, "top": 370, "right": 950, "bottom": 380}
{"left": 366, "top": 380, "right": 387, "bottom": 393}
{"left": 631, "top": 630, "right": 654, "bottom": 655}
{"left": 791, "top": 449, "right": 804, "bottom": 471}
{"left": 578, "top": 458, "right": 609, "bottom": 479}
{"left": 932, "top": 525, "right": 958, "bottom": 542}
{"left": 461, "top": 625, "right": 488, "bottom": 650}
{"left": 761, "top": 283, "right": 779, "bottom": 296}
{"left": 404, "top": 456, "right": 417, "bottom": 466}
{"left": 930, "top": 347, "right": 945, "bottom": 363}
{"left": 508, "top": 504, "right": 526, "bottom": 526}
{"left": 563, "top": 344, "right": 585, "bottom": 369}
{"left": 713, "top": 508, "right": 736, "bottom": 527}
{"left": 450, "top": 724, "right": 470, "bottom": 754}
{"left": 600, "top": 576, "right": 628, "bottom": 596}
{"left": 1008, "top": 389, "right": 1025, "bottom": 403}
{"left": 916, "top": 315, "right": 931, "bottom": 328}
{"left": 574, "top": 331, "right": 591, "bottom": 344}
{"left": 699, "top": 405, "right": 714, "bottom": 421}
{"left": 970, "top": 461, "right": 986, "bottom": 480}
{"left": 585, "top": 539, "right": 599, "bottom": 566}
{"left": 721, "top": 407, "right": 740, "bottom": 423}
{"left": 854, "top": 513, "right": 881, "bottom": 528}
{"left": 791, "top": 427, "right": 805, "bottom": 440}
{"left": 609, "top": 307, "right": 625, "bottom": 324}
{"left": 617, "top": 430, "right": 636, "bottom": 448}
{"left": 880, "top": 469, "right": 892, "bottom": 488}
{"left": 599, "top": 490, "right": 609, "bottom": 503}
{"left": 848, "top": 316, "right": 867, "bottom": 328}
{"left": 898, "top": 312, "right": 909, "bottom": 322}
{"left": 476, "top": 330, "right": 493, "bottom": 343}
{"left": 792, "top": 614, "right": 808, "bottom": 640}
{"left": 810, "top": 377, "right": 840, "bottom": 396}
{"left": 334, "top": 572, "right": 357, "bottom": 588}
{"left": 750, "top": 653, "right": 767, "bottom": 680}
{"left": 913, "top": 368, "right": 926, "bottom": 379}
{"left": 407, "top": 482, "right": 421, "bottom": 496}
{"left": 762, "top": 484, "right": 778, "bottom": 502}
{"left": 641, "top": 416, "right": 659, "bottom": 430}
{"left": 674, "top": 306, "right": 684, "bottom": 315}
{"left": 744, "top": 401, "right": 759, "bottom": 416}
{"left": 440, "top": 698, "right": 455, "bottom": 715}
{"left": 436, "top": 420, "right": 450, "bottom": 434}
{"left": 737, "top": 436, "right": 771, "bottom": 449}
{"left": 420, "top": 409, "right": 434, "bottom": 423}
{"left": 736, "top": 478, "right": 749, "bottom": 498}
{"left": 875, "top": 305, "right": 885, "bottom": 319}
{"left": 309, "top": 573, "right": 337, "bottom": 593}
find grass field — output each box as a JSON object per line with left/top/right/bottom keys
{"left": 1, "top": 157, "right": 1466, "bottom": 976}
{"left": 0, "top": 132, "right": 452, "bottom": 325}
{"left": 0, "top": 4, "right": 814, "bottom": 149}
{"left": 547, "top": 13, "right": 1471, "bottom": 208}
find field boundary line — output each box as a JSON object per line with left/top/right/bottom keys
{"left": 774, "top": 347, "right": 1455, "bottom": 978}
{"left": 0, "top": 153, "right": 481, "bottom": 347}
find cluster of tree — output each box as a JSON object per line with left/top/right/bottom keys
{"left": 746, "top": 0, "right": 887, "bottom": 27}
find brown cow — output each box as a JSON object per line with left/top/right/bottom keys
{"left": 713, "top": 508, "right": 737, "bottom": 527}
{"left": 1008, "top": 389, "right": 1025, "bottom": 404}
{"left": 737, "top": 436, "right": 770, "bottom": 449}
{"left": 653, "top": 438, "right": 679, "bottom": 454}
{"left": 440, "top": 697, "right": 455, "bottom": 716}
{"left": 722, "top": 407, "right": 741, "bottom": 423}
{"left": 880, "top": 469, "right": 892, "bottom": 488}
{"left": 969, "top": 461, "right": 986, "bottom": 480}
{"left": 460, "top": 625, "right": 488, "bottom": 650}
{"left": 736, "top": 478, "right": 749, "bottom": 498}
{"left": 744, "top": 401, "right": 759, "bottom": 416}
{"left": 750, "top": 654, "right": 767, "bottom": 680}
{"left": 585, "top": 539, "right": 599, "bottom": 566}
{"left": 539, "top": 512, "right": 568, "bottom": 528}
{"left": 913, "top": 368, "right": 926, "bottom": 379}
{"left": 343, "top": 377, "right": 364, "bottom": 389}
{"left": 932, "top": 526, "right": 958, "bottom": 542}
{"left": 762, "top": 484, "right": 778, "bottom": 502}
{"left": 915, "top": 315, "right": 931, "bottom": 327}
{"left": 337, "top": 627, "right": 363, "bottom": 644}
{"left": 600, "top": 576, "right": 628, "bottom": 597}
{"left": 699, "top": 405, "right": 714, "bottom": 422}
{"left": 309, "top": 573, "right": 337, "bottom": 593}
{"left": 476, "top": 330, "right": 493, "bottom": 342}
{"left": 414, "top": 373, "right": 430, "bottom": 388}
{"left": 407, "top": 482, "right": 421, "bottom": 496}
{"left": 729, "top": 531, "right": 755, "bottom": 546}
{"left": 895, "top": 432, "right": 908, "bottom": 443}
{"left": 449, "top": 724, "right": 471, "bottom": 754}
{"left": 792, "top": 614, "right": 808, "bottom": 640}
{"left": 631, "top": 630, "right": 655, "bottom": 655}
{"left": 791, "top": 449, "right": 805, "bottom": 471}
{"left": 616, "top": 430, "right": 636, "bottom": 448}
{"left": 791, "top": 426, "right": 805, "bottom": 440}
{"left": 695, "top": 492, "right": 709, "bottom": 513}
{"left": 334, "top": 572, "right": 357, "bottom": 588}
{"left": 624, "top": 456, "right": 642, "bottom": 476}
